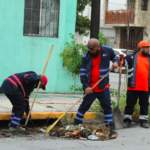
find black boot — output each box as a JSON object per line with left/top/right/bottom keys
{"left": 110, "top": 128, "right": 118, "bottom": 135}
{"left": 123, "top": 120, "right": 131, "bottom": 128}
{"left": 140, "top": 122, "right": 149, "bottom": 128}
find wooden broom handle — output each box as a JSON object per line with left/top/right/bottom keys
{"left": 65, "top": 69, "right": 112, "bottom": 113}
{"left": 25, "top": 45, "right": 54, "bottom": 126}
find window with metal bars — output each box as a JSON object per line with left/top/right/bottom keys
{"left": 141, "top": 0, "right": 148, "bottom": 11}
{"left": 23, "top": 0, "right": 60, "bottom": 37}
{"left": 128, "top": 0, "right": 135, "bottom": 9}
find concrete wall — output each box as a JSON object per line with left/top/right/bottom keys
{"left": 134, "top": 0, "right": 147, "bottom": 27}
{"left": 0, "top": 0, "right": 79, "bottom": 93}
{"left": 141, "top": 0, "right": 150, "bottom": 42}
{"left": 100, "top": 27, "right": 115, "bottom": 48}
{"left": 114, "top": 27, "right": 121, "bottom": 48}
{"left": 75, "top": 27, "right": 115, "bottom": 47}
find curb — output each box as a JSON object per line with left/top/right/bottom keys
{"left": 0, "top": 112, "right": 138, "bottom": 121}
{"left": 0, "top": 112, "right": 96, "bottom": 121}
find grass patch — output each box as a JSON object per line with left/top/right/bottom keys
{"left": 61, "top": 113, "right": 75, "bottom": 125}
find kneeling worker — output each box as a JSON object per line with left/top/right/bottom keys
{"left": 0, "top": 71, "right": 48, "bottom": 132}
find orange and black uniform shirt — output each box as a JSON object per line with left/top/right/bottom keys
{"left": 90, "top": 51, "right": 110, "bottom": 92}
{"left": 128, "top": 53, "right": 149, "bottom": 91}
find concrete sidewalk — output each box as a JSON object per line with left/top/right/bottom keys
{"left": 0, "top": 72, "right": 125, "bottom": 121}
{"left": 0, "top": 93, "right": 97, "bottom": 120}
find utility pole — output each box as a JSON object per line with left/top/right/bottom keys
{"left": 90, "top": 0, "right": 100, "bottom": 39}
{"left": 126, "top": 0, "right": 130, "bottom": 54}
{"left": 125, "top": 0, "right": 130, "bottom": 86}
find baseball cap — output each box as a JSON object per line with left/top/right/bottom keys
{"left": 138, "top": 40, "right": 150, "bottom": 48}
{"left": 42, "top": 75, "right": 48, "bottom": 90}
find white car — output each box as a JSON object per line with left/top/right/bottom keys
{"left": 110, "top": 49, "right": 134, "bottom": 73}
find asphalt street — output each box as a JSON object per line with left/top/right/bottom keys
{"left": 109, "top": 72, "right": 126, "bottom": 90}
{"left": 0, "top": 126, "right": 150, "bottom": 150}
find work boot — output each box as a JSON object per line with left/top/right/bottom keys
{"left": 123, "top": 120, "right": 131, "bottom": 128}
{"left": 9, "top": 126, "right": 26, "bottom": 133}
{"left": 74, "top": 120, "right": 82, "bottom": 126}
{"left": 140, "top": 122, "right": 149, "bottom": 128}
{"left": 110, "top": 128, "right": 118, "bottom": 135}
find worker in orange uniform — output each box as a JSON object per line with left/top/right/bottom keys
{"left": 123, "top": 40, "right": 150, "bottom": 128}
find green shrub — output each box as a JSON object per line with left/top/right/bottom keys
{"left": 59, "top": 33, "right": 87, "bottom": 75}
{"left": 90, "top": 99, "right": 117, "bottom": 115}
{"left": 69, "top": 85, "right": 83, "bottom": 92}
{"left": 98, "top": 31, "right": 110, "bottom": 46}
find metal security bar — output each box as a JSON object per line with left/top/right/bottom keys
{"left": 23, "top": 0, "right": 60, "bottom": 37}
{"left": 141, "top": 0, "right": 148, "bottom": 11}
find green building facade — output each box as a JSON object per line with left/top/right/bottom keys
{"left": 0, "top": 0, "right": 82, "bottom": 93}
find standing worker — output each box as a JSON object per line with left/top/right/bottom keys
{"left": 123, "top": 40, "right": 150, "bottom": 128}
{"left": 0, "top": 71, "right": 48, "bottom": 132}
{"left": 74, "top": 38, "right": 120, "bottom": 134}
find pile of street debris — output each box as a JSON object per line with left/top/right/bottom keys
{"left": 0, "top": 123, "right": 117, "bottom": 141}
{"left": 49, "top": 124, "right": 117, "bottom": 141}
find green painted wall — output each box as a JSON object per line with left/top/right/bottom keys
{"left": 0, "top": 0, "right": 81, "bottom": 93}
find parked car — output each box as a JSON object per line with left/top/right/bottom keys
{"left": 110, "top": 49, "right": 134, "bottom": 73}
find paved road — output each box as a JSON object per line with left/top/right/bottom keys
{"left": 0, "top": 126, "right": 150, "bottom": 150}
{"left": 109, "top": 72, "right": 126, "bottom": 90}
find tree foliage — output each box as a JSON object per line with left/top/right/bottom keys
{"left": 77, "top": 0, "right": 91, "bottom": 13}
{"left": 98, "top": 31, "right": 110, "bottom": 46}
{"left": 75, "top": 0, "right": 91, "bottom": 36}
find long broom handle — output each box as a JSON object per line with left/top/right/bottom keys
{"left": 65, "top": 69, "right": 112, "bottom": 114}
{"left": 46, "top": 69, "right": 112, "bottom": 135}
{"left": 25, "top": 45, "right": 54, "bottom": 126}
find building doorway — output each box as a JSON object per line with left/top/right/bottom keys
{"left": 120, "top": 27, "right": 143, "bottom": 51}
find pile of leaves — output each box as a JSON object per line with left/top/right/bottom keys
{"left": 49, "top": 123, "right": 117, "bottom": 141}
